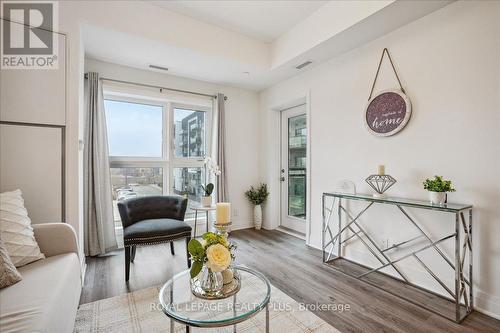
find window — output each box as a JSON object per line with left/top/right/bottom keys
{"left": 104, "top": 95, "right": 211, "bottom": 227}
{"left": 105, "top": 100, "right": 163, "bottom": 157}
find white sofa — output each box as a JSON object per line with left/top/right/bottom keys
{"left": 0, "top": 223, "right": 82, "bottom": 333}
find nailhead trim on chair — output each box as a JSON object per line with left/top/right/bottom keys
{"left": 124, "top": 231, "right": 191, "bottom": 246}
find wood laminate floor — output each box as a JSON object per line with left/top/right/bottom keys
{"left": 81, "top": 229, "right": 500, "bottom": 333}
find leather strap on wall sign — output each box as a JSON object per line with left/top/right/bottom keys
{"left": 368, "top": 48, "right": 406, "bottom": 101}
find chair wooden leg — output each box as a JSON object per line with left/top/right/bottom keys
{"left": 170, "top": 241, "right": 175, "bottom": 255}
{"left": 125, "top": 246, "right": 131, "bottom": 281}
{"left": 131, "top": 245, "right": 136, "bottom": 263}
{"left": 186, "top": 236, "right": 191, "bottom": 268}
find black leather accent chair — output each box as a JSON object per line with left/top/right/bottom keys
{"left": 117, "top": 195, "right": 192, "bottom": 281}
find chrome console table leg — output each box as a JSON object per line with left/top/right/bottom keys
{"left": 469, "top": 209, "right": 473, "bottom": 311}
{"left": 455, "top": 212, "right": 461, "bottom": 322}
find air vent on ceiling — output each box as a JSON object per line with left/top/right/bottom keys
{"left": 296, "top": 61, "right": 312, "bottom": 70}
{"left": 149, "top": 64, "right": 169, "bottom": 71}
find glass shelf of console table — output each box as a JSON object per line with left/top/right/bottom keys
{"left": 323, "top": 192, "right": 472, "bottom": 213}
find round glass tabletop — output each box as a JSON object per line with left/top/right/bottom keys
{"left": 159, "top": 266, "right": 271, "bottom": 328}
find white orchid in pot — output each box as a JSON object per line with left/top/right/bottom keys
{"left": 188, "top": 232, "right": 236, "bottom": 296}
{"left": 201, "top": 157, "right": 221, "bottom": 207}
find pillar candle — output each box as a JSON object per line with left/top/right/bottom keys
{"left": 216, "top": 202, "right": 231, "bottom": 225}
{"left": 378, "top": 165, "right": 385, "bottom": 175}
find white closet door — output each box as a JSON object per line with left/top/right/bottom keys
{"left": 0, "top": 25, "right": 66, "bottom": 126}
{"left": 0, "top": 124, "right": 63, "bottom": 223}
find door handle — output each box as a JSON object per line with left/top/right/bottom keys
{"left": 280, "top": 176, "right": 285, "bottom": 182}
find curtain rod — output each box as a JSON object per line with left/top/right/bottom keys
{"left": 83, "top": 73, "right": 227, "bottom": 100}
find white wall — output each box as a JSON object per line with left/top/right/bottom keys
{"left": 85, "top": 58, "right": 260, "bottom": 230}
{"left": 259, "top": 1, "right": 500, "bottom": 317}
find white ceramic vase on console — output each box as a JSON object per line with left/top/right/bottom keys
{"left": 429, "top": 191, "right": 446, "bottom": 205}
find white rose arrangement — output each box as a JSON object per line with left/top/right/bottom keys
{"left": 188, "top": 232, "right": 236, "bottom": 278}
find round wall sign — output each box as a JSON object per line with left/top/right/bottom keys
{"left": 365, "top": 90, "right": 411, "bottom": 137}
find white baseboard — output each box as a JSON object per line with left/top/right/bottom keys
{"left": 474, "top": 289, "right": 500, "bottom": 319}
{"left": 276, "top": 226, "right": 306, "bottom": 240}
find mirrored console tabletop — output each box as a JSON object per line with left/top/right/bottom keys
{"left": 322, "top": 192, "right": 473, "bottom": 323}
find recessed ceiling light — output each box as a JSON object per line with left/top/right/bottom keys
{"left": 243, "top": 71, "right": 250, "bottom": 75}
{"left": 149, "top": 64, "right": 169, "bottom": 71}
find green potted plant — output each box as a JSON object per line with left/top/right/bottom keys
{"left": 245, "top": 183, "right": 269, "bottom": 230}
{"left": 423, "top": 175, "right": 455, "bottom": 205}
{"left": 201, "top": 183, "right": 214, "bottom": 207}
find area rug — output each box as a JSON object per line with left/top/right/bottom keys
{"left": 74, "top": 283, "right": 339, "bottom": 333}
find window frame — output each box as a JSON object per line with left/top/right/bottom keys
{"left": 103, "top": 90, "right": 212, "bottom": 222}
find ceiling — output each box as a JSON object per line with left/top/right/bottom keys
{"left": 149, "top": 1, "right": 327, "bottom": 42}
{"left": 84, "top": 1, "right": 453, "bottom": 90}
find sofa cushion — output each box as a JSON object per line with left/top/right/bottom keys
{"left": 123, "top": 218, "right": 191, "bottom": 245}
{"left": 0, "top": 239, "right": 22, "bottom": 289}
{"left": 0, "top": 190, "right": 45, "bottom": 267}
{"left": 0, "top": 253, "right": 81, "bottom": 333}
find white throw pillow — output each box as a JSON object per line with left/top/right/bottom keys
{"left": 0, "top": 190, "right": 45, "bottom": 267}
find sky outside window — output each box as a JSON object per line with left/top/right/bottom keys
{"left": 105, "top": 100, "right": 163, "bottom": 157}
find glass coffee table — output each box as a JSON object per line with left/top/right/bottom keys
{"left": 159, "top": 266, "right": 271, "bottom": 332}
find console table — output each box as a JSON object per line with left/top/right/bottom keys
{"left": 322, "top": 192, "right": 473, "bottom": 323}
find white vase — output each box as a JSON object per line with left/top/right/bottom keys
{"left": 201, "top": 196, "right": 212, "bottom": 207}
{"left": 429, "top": 191, "right": 446, "bottom": 205}
{"left": 254, "top": 204, "right": 262, "bottom": 230}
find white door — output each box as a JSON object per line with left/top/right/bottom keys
{"left": 280, "top": 104, "right": 307, "bottom": 234}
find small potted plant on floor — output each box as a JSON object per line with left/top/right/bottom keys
{"left": 423, "top": 175, "right": 455, "bottom": 205}
{"left": 245, "top": 183, "right": 269, "bottom": 230}
{"left": 201, "top": 183, "right": 214, "bottom": 207}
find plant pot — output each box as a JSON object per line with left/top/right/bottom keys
{"left": 429, "top": 191, "right": 446, "bottom": 205}
{"left": 254, "top": 204, "right": 262, "bottom": 230}
{"left": 201, "top": 196, "right": 212, "bottom": 207}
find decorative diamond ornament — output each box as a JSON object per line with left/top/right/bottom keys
{"left": 365, "top": 174, "right": 396, "bottom": 198}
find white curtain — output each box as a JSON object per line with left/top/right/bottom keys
{"left": 83, "top": 72, "right": 117, "bottom": 256}
{"left": 212, "top": 93, "right": 228, "bottom": 202}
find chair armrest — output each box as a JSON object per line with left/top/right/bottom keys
{"left": 32, "top": 223, "right": 79, "bottom": 258}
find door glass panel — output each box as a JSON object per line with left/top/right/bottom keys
{"left": 288, "top": 115, "right": 306, "bottom": 219}
{"left": 110, "top": 167, "right": 163, "bottom": 224}
{"left": 173, "top": 108, "right": 206, "bottom": 158}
